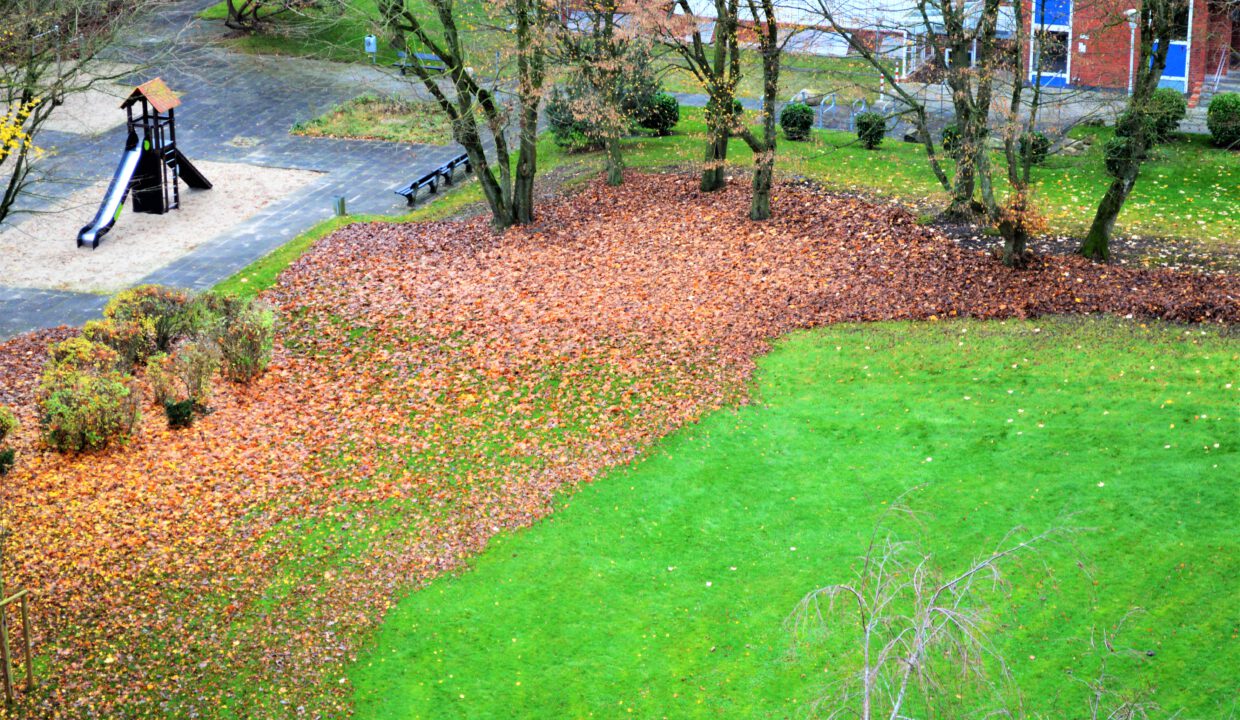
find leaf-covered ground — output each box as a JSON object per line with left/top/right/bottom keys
{"left": 0, "top": 173, "right": 1235, "bottom": 718}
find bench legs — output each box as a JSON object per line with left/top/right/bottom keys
{"left": 397, "top": 153, "right": 471, "bottom": 207}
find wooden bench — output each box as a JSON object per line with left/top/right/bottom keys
{"left": 395, "top": 51, "right": 447, "bottom": 76}
{"left": 395, "top": 153, "right": 472, "bottom": 206}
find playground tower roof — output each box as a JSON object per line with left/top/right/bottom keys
{"left": 121, "top": 77, "right": 181, "bottom": 113}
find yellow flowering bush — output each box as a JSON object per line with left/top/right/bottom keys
{"left": 0, "top": 98, "right": 40, "bottom": 164}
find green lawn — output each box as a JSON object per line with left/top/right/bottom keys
{"left": 292, "top": 95, "right": 455, "bottom": 145}
{"left": 200, "top": 0, "right": 505, "bottom": 66}
{"left": 617, "top": 109, "right": 1240, "bottom": 244}
{"left": 350, "top": 317, "right": 1238, "bottom": 719}
{"left": 199, "top": 1, "right": 883, "bottom": 100}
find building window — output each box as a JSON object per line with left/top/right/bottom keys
{"left": 1034, "top": 30, "right": 1069, "bottom": 75}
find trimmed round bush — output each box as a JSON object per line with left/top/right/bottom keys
{"left": 640, "top": 92, "right": 679, "bottom": 137}
{"left": 1206, "top": 92, "right": 1240, "bottom": 148}
{"left": 1019, "top": 131, "right": 1051, "bottom": 165}
{"left": 1148, "top": 88, "right": 1186, "bottom": 141}
{"left": 854, "top": 112, "right": 885, "bottom": 149}
{"left": 1114, "top": 109, "right": 1157, "bottom": 142}
{"left": 38, "top": 366, "right": 141, "bottom": 452}
{"left": 941, "top": 124, "right": 960, "bottom": 153}
{"left": 780, "top": 102, "right": 815, "bottom": 141}
{"left": 0, "top": 448, "right": 14, "bottom": 476}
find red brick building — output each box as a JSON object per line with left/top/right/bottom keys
{"left": 1025, "top": 0, "right": 1237, "bottom": 105}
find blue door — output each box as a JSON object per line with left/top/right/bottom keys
{"left": 1031, "top": 0, "right": 1072, "bottom": 86}
{"left": 1154, "top": 41, "right": 1189, "bottom": 92}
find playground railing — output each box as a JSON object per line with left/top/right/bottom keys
{"left": 848, "top": 98, "right": 868, "bottom": 130}
{"left": 816, "top": 94, "right": 837, "bottom": 128}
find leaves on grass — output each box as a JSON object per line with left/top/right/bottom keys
{"left": 0, "top": 173, "right": 1234, "bottom": 718}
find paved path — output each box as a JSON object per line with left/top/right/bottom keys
{"left": 1, "top": 0, "right": 464, "bottom": 339}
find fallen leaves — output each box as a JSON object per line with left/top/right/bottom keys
{"left": 0, "top": 172, "right": 1234, "bottom": 719}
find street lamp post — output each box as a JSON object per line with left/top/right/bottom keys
{"left": 1126, "top": 8, "right": 1138, "bottom": 95}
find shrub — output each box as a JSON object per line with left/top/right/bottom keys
{"left": 145, "top": 352, "right": 185, "bottom": 407}
{"left": 164, "top": 399, "right": 195, "bottom": 429}
{"left": 640, "top": 93, "right": 679, "bottom": 136}
{"left": 191, "top": 291, "right": 249, "bottom": 326}
{"left": 0, "top": 404, "right": 17, "bottom": 445}
{"left": 1206, "top": 92, "right": 1240, "bottom": 148}
{"left": 0, "top": 448, "right": 14, "bottom": 476}
{"left": 1148, "top": 87, "right": 1187, "bottom": 141}
{"left": 547, "top": 88, "right": 602, "bottom": 153}
{"left": 219, "top": 301, "right": 277, "bottom": 383}
{"left": 173, "top": 340, "right": 221, "bottom": 410}
{"left": 177, "top": 293, "right": 230, "bottom": 340}
{"left": 46, "top": 337, "right": 121, "bottom": 373}
{"left": 854, "top": 112, "right": 885, "bottom": 149}
{"left": 1114, "top": 109, "right": 1157, "bottom": 145}
{"left": 617, "top": 48, "right": 661, "bottom": 125}
{"left": 780, "top": 102, "right": 815, "bottom": 141}
{"left": 82, "top": 318, "right": 156, "bottom": 368}
{"left": 941, "top": 124, "right": 960, "bottom": 153}
{"left": 39, "top": 367, "right": 141, "bottom": 452}
{"left": 104, "top": 285, "right": 190, "bottom": 351}
{"left": 1103, "top": 136, "right": 1133, "bottom": 178}
{"left": 145, "top": 341, "right": 220, "bottom": 418}
{"left": 1019, "top": 131, "right": 1051, "bottom": 165}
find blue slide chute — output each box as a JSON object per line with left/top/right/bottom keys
{"left": 77, "top": 130, "right": 142, "bottom": 249}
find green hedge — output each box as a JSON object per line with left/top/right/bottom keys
{"left": 1207, "top": 92, "right": 1240, "bottom": 148}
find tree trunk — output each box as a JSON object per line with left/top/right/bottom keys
{"left": 514, "top": 109, "right": 539, "bottom": 226}
{"left": 510, "top": 0, "right": 544, "bottom": 227}
{"left": 1000, "top": 221, "right": 1028, "bottom": 267}
{"left": 701, "top": 126, "right": 728, "bottom": 192}
{"left": 1079, "top": 1, "right": 1173, "bottom": 261}
{"left": 1002, "top": 233, "right": 1027, "bottom": 266}
{"left": 946, "top": 166, "right": 977, "bottom": 217}
{"left": 750, "top": 160, "right": 772, "bottom": 219}
{"left": 1081, "top": 175, "right": 1135, "bottom": 262}
{"left": 605, "top": 135, "right": 623, "bottom": 186}
{"left": 944, "top": 112, "right": 979, "bottom": 218}
{"left": 746, "top": 0, "right": 779, "bottom": 221}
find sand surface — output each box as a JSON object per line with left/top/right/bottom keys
{"left": 0, "top": 161, "right": 321, "bottom": 293}
{"left": 41, "top": 63, "right": 138, "bottom": 136}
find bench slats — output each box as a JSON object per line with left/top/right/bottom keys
{"left": 395, "top": 153, "right": 473, "bottom": 205}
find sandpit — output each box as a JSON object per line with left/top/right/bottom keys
{"left": 40, "top": 63, "right": 137, "bottom": 136}
{"left": 0, "top": 160, "right": 321, "bottom": 293}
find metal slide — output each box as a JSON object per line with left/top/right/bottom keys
{"left": 77, "top": 131, "right": 142, "bottom": 249}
